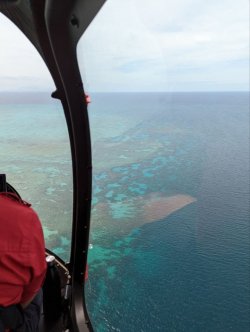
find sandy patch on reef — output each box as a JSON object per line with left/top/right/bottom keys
{"left": 142, "top": 194, "right": 197, "bottom": 223}
{"left": 93, "top": 193, "right": 197, "bottom": 236}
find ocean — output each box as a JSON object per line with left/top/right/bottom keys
{"left": 0, "top": 92, "right": 249, "bottom": 331}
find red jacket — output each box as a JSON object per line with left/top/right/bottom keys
{"left": 0, "top": 193, "right": 47, "bottom": 306}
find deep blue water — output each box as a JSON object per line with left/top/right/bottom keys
{"left": 0, "top": 92, "right": 249, "bottom": 331}
{"left": 86, "top": 92, "right": 250, "bottom": 332}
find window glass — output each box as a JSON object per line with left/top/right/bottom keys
{"left": 0, "top": 15, "right": 73, "bottom": 262}
{"left": 78, "top": 1, "right": 249, "bottom": 331}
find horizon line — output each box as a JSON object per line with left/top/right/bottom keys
{"left": 0, "top": 90, "right": 249, "bottom": 94}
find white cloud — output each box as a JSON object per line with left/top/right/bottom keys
{"left": 0, "top": 0, "right": 249, "bottom": 92}
{"left": 0, "top": 13, "right": 54, "bottom": 91}
{"left": 79, "top": 0, "right": 249, "bottom": 91}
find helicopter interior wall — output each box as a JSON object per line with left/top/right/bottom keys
{"left": 40, "top": 252, "right": 92, "bottom": 332}
{"left": 40, "top": 255, "right": 70, "bottom": 332}
{"left": 39, "top": 315, "right": 64, "bottom": 332}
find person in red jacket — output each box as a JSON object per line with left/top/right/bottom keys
{"left": 0, "top": 192, "right": 47, "bottom": 331}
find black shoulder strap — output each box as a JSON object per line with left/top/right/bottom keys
{"left": 0, "top": 192, "right": 31, "bottom": 207}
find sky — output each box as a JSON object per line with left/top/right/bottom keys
{"left": 0, "top": 0, "right": 249, "bottom": 92}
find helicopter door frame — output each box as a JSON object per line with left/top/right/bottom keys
{"left": 0, "top": 1, "right": 107, "bottom": 331}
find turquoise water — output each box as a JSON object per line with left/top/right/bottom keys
{"left": 0, "top": 92, "right": 249, "bottom": 331}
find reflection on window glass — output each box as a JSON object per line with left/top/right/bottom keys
{"left": 79, "top": 1, "right": 249, "bottom": 331}
{"left": 0, "top": 94, "right": 73, "bottom": 261}
{"left": 0, "top": 17, "right": 73, "bottom": 262}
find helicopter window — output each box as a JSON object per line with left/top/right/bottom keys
{"left": 0, "top": 14, "right": 73, "bottom": 262}
{"left": 77, "top": 1, "right": 249, "bottom": 331}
